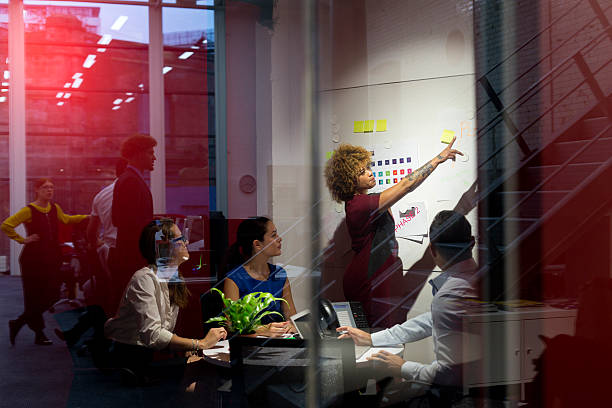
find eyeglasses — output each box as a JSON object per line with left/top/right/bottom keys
{"left": 171, "top": 235, "right": 188, "bottom": 245}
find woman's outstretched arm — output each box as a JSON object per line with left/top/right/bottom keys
{"left": 378, "top": 137, "right": 462, "bottom": 212}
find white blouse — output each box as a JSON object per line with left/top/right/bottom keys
{"left": 104, "top": 266, "right": 179, "bottom": 350}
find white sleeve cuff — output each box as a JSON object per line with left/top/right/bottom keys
{"left": 370, "top": 330, "right": 389, "bottom": 347}
{"left": 400, "top": 361, "right": 424, "bottom": 382}
{"left": 153, "top": 328, "right": 174, "bottom": 350}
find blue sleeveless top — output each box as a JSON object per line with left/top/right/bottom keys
{"left": 226, "top": 263, "right": 287, "bottom": 323}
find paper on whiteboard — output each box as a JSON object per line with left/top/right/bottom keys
{"left": 399, "top": 235, "right": 425, "bottom": 244}
{"left": 392, "top": 201, "right": 428, "bottom": 238}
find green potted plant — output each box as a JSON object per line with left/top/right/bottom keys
{"left": 205, "top": 288, "right": 287, "bottom": 335}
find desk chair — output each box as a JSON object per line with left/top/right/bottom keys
{"left": 200, "top": 290, "right": 224, "bottom": 337}
{"left": 55, "top": 306, "right": 191, "bottom": 406}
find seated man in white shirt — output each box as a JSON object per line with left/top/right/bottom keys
{"left": 338, "top": 210, "right": 479, "bottom": 404}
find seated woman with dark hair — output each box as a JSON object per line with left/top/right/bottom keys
{"left": 104, "top": 219, "right": 226, "bottom": 380}
{"left": 223, "top": 217, "right": 297, "bottom": 337}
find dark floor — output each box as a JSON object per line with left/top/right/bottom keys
{"left": 0, "top": 275, "right": 73, "bottom": 408}
{"left": 0, "top": 275, "right": 201, "bottom": 408}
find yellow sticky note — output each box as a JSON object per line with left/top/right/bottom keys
{"left": 325, "top": 151, "right": 333, "bottom": 160}
{"left": 353, "top": 121, "right": 364, "bottom": 133}
{"left": 441, "top": 129, "right": 455, "bottom": 144}
{"left": 363, "top": 120, "right": 375, "bottom": 132}
{"left": 376, "top": 119, "right": 387, "bottom": 132}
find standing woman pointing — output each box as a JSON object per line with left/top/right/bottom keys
{"left": 2, "top": 178, "right": 88, "bottom": 345}
{"left": 324, "top": 138, "right": 461, "bottom": 327}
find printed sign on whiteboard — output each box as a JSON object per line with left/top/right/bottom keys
{"left": 392, "top": 201, "right": 428, "bottom": 238}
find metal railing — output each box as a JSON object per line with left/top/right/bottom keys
{"left": 474, "top": 0, "right": 612, "bottom": 270}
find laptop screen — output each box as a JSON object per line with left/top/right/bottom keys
{"left": 290, "top": 309, "right": 314, "bottom": 340}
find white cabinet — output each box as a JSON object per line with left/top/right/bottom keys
{"left": 461, "top": 307, "right": 576, "bottom": 393}
{"left": 521, "top": 316, "right": 575, "bottom": 380}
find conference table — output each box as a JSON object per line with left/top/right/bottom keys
{"left": 199, "top": 335, "right": 403, "bottom": 407}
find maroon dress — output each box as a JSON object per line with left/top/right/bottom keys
{"left": 344, "top": 193, "right": 406, "bottom": 327}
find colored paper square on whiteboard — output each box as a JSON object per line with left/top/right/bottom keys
{"left": 376, "top": 119, "right": 387, "bottom": 132}
{"left": 353, "top": 121, "right": 364, "bottom": 133}
{"left": 363, "top": 120, "right": 375, "bottom": 132}
{"left": 441, "top": 129, "right": 455, "bottom": 144}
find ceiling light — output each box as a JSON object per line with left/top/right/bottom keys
{"left": 190, "top": 46, "right": 199, "bottom": 50}
{"left": 162, "top": 66, "right": 173, "bottom": 74}
{"left": 57, "top": 101, "right": 64, "bottom": 106}
{"left": 202, "top": 39, "right": 208, "bottom": 44}
{"left": 82, "top": 55, "right": 96, "bottom": 69}
{"left": 72, "top": 78, "right": 83, "bottom": 88}
{"left": 64, "top": 93, "right": 71, "bottom": 99}
{"left": 126, "top": 92, "right": 134, "bottom": 96}
{"left": 110, "top": 16, "right": 128, "bottom": 31}
{"left": 56, "top": 92, "right": 64, "bottom": 98}
{"left": 0, "top": 96, "right": 6, "bottom": 103}
{"left": 0, "top": 88, "right": 7, "bottom": 92}
{"left": 64, "top": 82, "right": 71, "bottom": 88}
{"left": 112, "top": 106, "right": 120, "bottom": 110}
{"left": 97, "top": 48, "right": 107, "bottom": 53}
{"left": 179, "top": 52, "right": 194, "bottom": 60}
{"left": 1, "top": 82, "right": 8, "bottom": 86}
{"left": 98, "top": 34, "right": 112, "bottom": 45}
{"left": 125, "top": 97, "right": 135, "bottom": 103}
{"left": 3, "top": 71, "right": 9, "bottom": 79}
{"left": 113, "top": 98, "right": 123, "bottom": 105}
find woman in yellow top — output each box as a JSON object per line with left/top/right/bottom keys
{"left": 2, "top": 178, "right": 88, "bottom": 346}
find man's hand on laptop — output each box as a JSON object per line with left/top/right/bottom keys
{"left": 367, "top": 350, "right": 404, "bottom": 377}
{"left": 336, "top": 326, "right": 372, "bottom": 346}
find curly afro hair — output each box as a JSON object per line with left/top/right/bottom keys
{"left": 324, "top": 144, "right": 371, "bottom": 203}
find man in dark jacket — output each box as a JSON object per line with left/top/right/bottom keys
{"left": 110, "top": 134, "right": 157, "bottom": 312}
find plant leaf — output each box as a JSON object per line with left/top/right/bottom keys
{"left": 208, "top": 290, "right": 289, "bottom": 334}
{"left": 205, "top": 316, "right": 227, "bottom": 323}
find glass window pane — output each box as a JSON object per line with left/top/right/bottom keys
{"left": 0, "top": 1, "right": 8, "bottom": 263}
{"left": 24, "top": 2, "right": 148, "bottom": 215}
{"left": 162, "top": 7, "right": 214, "bottom": 268}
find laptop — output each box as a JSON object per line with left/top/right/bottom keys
{"left": 290, "top": 309, "right": 370, "bottom": 359}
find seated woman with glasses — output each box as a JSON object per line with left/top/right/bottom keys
{"left": 104, "top": 219, "right": 227, "bottom": 382}
{"left": 222, "top": 217, "right": 297, "bottom": 337}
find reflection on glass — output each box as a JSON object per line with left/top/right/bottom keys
{"left": 0, "top": 3, "right": 8, "bottom": 261}
{"left": 162, "top": 7, "right": 214, "bottom": 285}
{"left": 162, "top": 0, "right": 215, "bottom": 5}
{"left": 24, "top": 2, "right": 148, "bottom": 214}
{"left": 162, "top": 8, "right": 214, "bottom": 217}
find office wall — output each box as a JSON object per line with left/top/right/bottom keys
{"left": 270, "top": 1, "right": 476, "bottom": 264}
{"left": 267, "top": 0, "right": 477, "bottom": 361}
{"left": 225, "top": 2, "right": 260, "bottom": 219}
